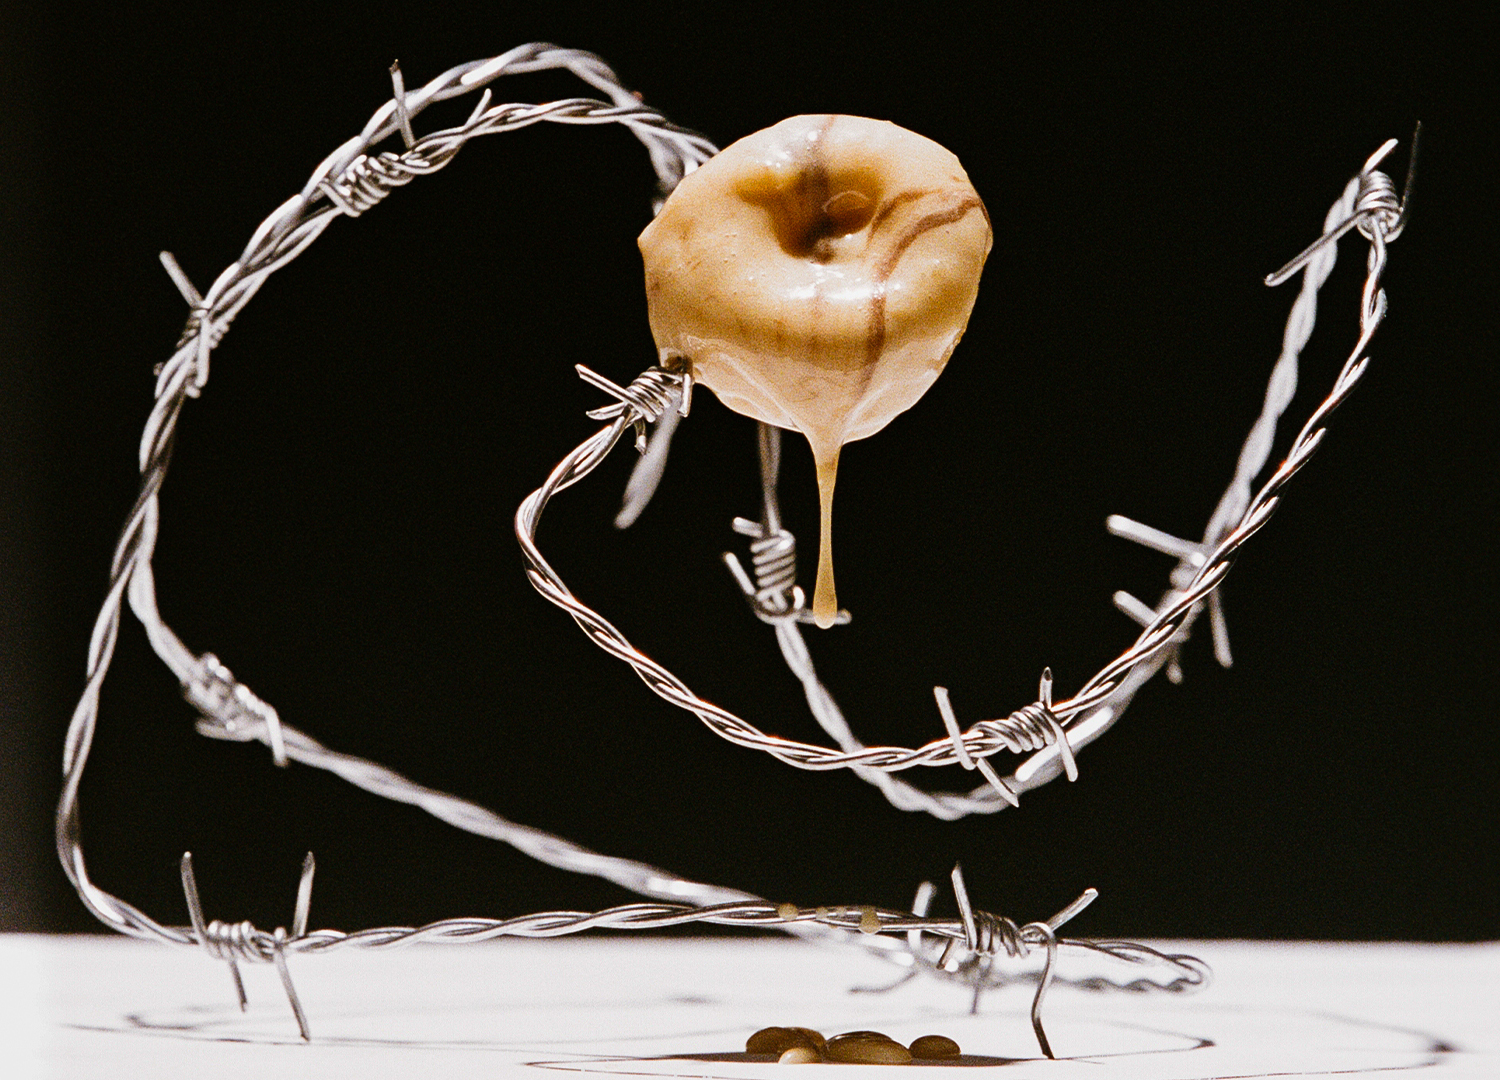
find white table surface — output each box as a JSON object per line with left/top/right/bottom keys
{"left": 3, "top": 934, "right": 1496, "bottom": 1078}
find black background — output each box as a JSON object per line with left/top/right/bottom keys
{"left": 2, "top": 5, "right": 1495, "bottom": 942}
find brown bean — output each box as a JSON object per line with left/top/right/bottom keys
{"left": 909, "top": 1034, "right": 961, "bottom": 1059}
{"left": 825, "top": 1032, "right": 912, "bottom": 1065}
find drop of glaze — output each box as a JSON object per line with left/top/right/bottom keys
{"left": 812, "top": 442, "right": 840, "bottom": 628}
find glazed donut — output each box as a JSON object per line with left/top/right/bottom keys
{"left": 639, "top": 114, "right": 991, "bottom": 627}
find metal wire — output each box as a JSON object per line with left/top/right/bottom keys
{"left": 516, "top": 159, "right": 1400, "bottom": 785}
{"left": 54, "top": 40, "right": 1402, "bottom": 1055}
{"left": 57, "top": 42, "right": 719, "bottom": 941}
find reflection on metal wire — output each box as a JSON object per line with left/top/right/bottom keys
{"left": 56, "top": 41, "right": 1404, "bottom": 1056}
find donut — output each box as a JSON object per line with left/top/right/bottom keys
{"left": 640, "top": 114, "right": 991, "bottom": 627}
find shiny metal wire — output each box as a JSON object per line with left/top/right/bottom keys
{"left": 516, "top": 164, "right": 1400, "bottom": 785}
{"left": 713, "top": 145, "right": 1400, "bottom": 816}
{"left": 55, "top": 40, "right": 1401, "bottom": 1054}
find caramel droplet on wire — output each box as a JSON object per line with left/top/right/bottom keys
{"left": 812, "top": 444, "right": 840, "bottom": 628}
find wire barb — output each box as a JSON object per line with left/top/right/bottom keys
{"left": 179, "top": 853, "right": 316, "bottom": 1039}
{"left": 293, "top": 852, "right": 316, "bottom": 939}
{"left": 273, "top": 928, "right": 310, "bottom": 1042}
{"left": 158, "top": 251, "right": 203, "bottom": 307}
{"left": 932, "top": 866, "right": 1101, "bottom": 1055}
{"left": 1264, "top": 133, "right": 1414, "bottom": 286}
{"left": 1106, "top": 514, "right": 1232, "bottom": 677}
{"left": 181, "top": 853, "right": 247, "bottom": 1010}
{"left": 183, "top": 653, "right": 288, "bottom": 767}
{"left": 389, "top": 61, "right": 417, "bottom": 150}
{"left": 723, "top": 423, "right": 850, "bottom": 626}
{"left": 934, "top": 687, "right": 1018, "bottom": 806}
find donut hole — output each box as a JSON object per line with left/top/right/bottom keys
{"left": 740, "top": 167, "right": 882, "bottom": 262}
{"left": 777, "top": 185, "right": 880, "bottom": 262}
{"left": 807, "top": 189, "right": 876, "bottom": 249}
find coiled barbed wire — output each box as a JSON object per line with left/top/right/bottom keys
{"left": 55, "top": 38, "right": 1403, "bottom": 1055}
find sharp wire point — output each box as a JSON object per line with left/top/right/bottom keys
{"left": 934, "top": 686, "right": 976, "bottom": 770}
{"left": 180, "top": 852, "right": 248, "bottom": 1010}
{"left": 158, "top": 251, "right": 203, "bottom": 308}
{"left": 976, "top": 756, "right": 1020, "bottom": 806}
{"left": 1107, "top": 515, "right": 1203, "bottom": 561}
{"left": 1395, "top": 121, "right": 1421, "bottom": 236}
{"left": 263, "top": 700, "right": 288, "bottom": 768}
{"left": 294, "top": 852, "right": 316, "bottom": 939}
{"left": 911, "top": 881, "right": 935, "bottom": 917}
{"left": 722, "top": 551, "right": 756, "bottom": 599}
{"left": 273, "top": 928, "right": 311, "bottom": 1041}
{"left": 1047, "top": 887, "right": 1099, "bottom": 932}
{"left": 389, "top": 61, "right": 416, "bottom": 149}
{"left": 1028, "top": 923, "right": 1059, "bottom": 1059}
{"left": 1361, "top": 137, "right": 1399, "bottom": 176}
{"left": 464, "top": 87, "right": 493, "bottom": 128}
{"left": 1113, "top": 590, "right": 1158, "bottom": 626}
{"left": 1264, "top": 214, "right": 1363, "bottom": 286}
{"left": 950, "top": 865, "right": 979, "bottom": 951}
{"left": 180, "top": 852, "right": 207, "bottom": 943}
{"left": 1209, "top": 590, "right": 1233, "bottom": 668}
{"left": 614, "top": 399, "right": 681, "bottom": 528}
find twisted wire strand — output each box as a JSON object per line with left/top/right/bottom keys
{"left": 1201, "top": 176, "right": 1359, "bottom": 549}
{"left": 189, "top": 691, "right": 1200, "bottom": 1020}
{"left": 158, "top": 890, "right": 1200, "bottom": 1006}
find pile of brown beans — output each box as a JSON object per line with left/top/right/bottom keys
{"left": 747, "top": 1026, "right": 961, "bottom": 1064}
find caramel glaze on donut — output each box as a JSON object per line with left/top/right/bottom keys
{"left": 640, "top": 115, "right": 991, "bottom": 627}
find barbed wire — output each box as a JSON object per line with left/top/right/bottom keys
{"left": 513, "top": 138, "right": 1401, "bottom": 793}
{"left": 58, "top": 42, "right": 721, "bottom": 939}
{"left": 54, "top": 39, "right": 1405, "bottom": 1056}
